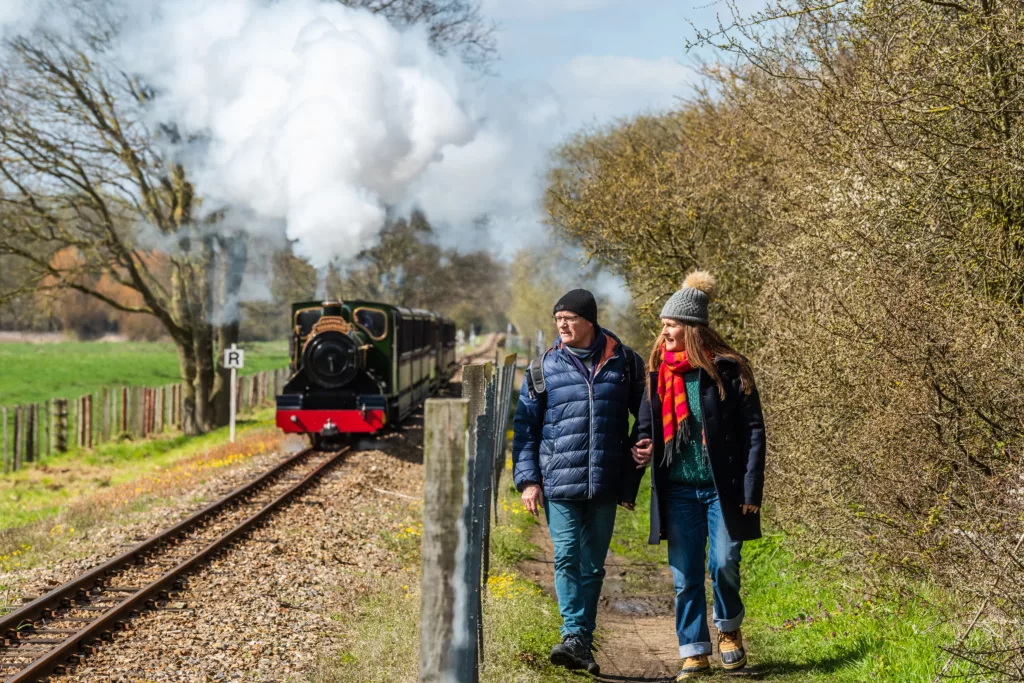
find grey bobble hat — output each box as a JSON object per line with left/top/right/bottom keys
{"left": 659, "top": 270, "right": 717, "bottom": 325}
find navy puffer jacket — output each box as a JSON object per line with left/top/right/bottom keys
{"left": 512, "top": 330, "right": 645, "bottom": 502}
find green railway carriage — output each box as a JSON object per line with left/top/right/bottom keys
{"left": 276, "top": 300, "right": 456, "bottom": 447}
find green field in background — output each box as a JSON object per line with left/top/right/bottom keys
{"left": 0, "top": 341, "right": 289, "bottom": 408}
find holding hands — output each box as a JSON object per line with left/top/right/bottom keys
{"left": 632, "top": 438, "right": 653, "bottom": 468}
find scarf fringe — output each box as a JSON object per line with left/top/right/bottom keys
{"left": 660, "top": 419, "right": 692, "bottom": 467}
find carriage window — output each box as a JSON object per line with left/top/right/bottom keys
{"left": 414, "top": 320, "right": 425, "bottom": 349}
{"left": 400, "top": 318, "right": 412, "bottom": 353}
{"left": 354, "top": 308, "right": 387, "bottom": 340}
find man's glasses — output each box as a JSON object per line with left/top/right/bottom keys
{"left": 554, "top": 315, "right": 581, "bottom": 325}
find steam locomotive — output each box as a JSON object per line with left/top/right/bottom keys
{"left": 275, "top": 300, "right": 457, "bottom": 448}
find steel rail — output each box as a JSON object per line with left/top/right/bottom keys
{"left": 0, "top": 445, "right": 340, "bottom": 682}
{"left": 7, "top": 447, "right": 349, "bottom": 682}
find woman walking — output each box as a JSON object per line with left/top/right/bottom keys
{"left": 632, "top": 271, "right": 766, "bottom": 680}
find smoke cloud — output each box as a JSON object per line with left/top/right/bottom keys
{"left": 1, "top": 0, "right": 508, "bottom": 266}
{"left": 118, "top": 0, "right": 478, "bottom": 267}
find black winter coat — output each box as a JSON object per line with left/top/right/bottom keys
{"left": 636, "top": 359, "right": 767, "bottom": 543}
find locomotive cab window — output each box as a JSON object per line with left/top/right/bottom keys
{"left": 354, "top": 307, "right": 387, "bottom": 340}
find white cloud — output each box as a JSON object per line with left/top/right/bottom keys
{"left": 550, "top": 55, "right": 693, "bottom": 125}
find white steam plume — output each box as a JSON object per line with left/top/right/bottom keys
{"left": 116, "top": 0, "right": 477, "bottom": 267}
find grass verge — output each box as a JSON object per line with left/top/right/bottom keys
{"left": 0, "top": 412, "right": 286, "bottom": 575}
{"left": 608, "top": 469, "right": 959, "bottom": 681}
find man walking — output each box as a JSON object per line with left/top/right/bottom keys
{"left": 512, "top": 288, "right": 646, "bottom": 674}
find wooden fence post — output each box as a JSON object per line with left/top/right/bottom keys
{"left": 420, "top": 398, "right": 470, "bottom": 683}
{"left": 13, "top": 406, "right": 22, "bottom": 472}
{"left": 157, "top": 386, "right": 165, "bottom": 433}
{"left": 44, "top": 399, "right": 51, "bottom": 457}
{"left": 101, "top": 388, "right": 110, "bottom": 443}
{"left": 2, "top": 407, "right": 8, "bottom": 474}
{"left": 78, "top": 396, "right": 86, "bottom": 448}
{"left": 119, "top": 387, "right": 127, "bottom": 435}
{"left": 86, "top": 394, "right": 93, "bottom": 449}
{"left": 26, "top": 404, "right": 36, "bottom": 463}
{"left": 55, "top": 399, "right": 68, "bottom": 453}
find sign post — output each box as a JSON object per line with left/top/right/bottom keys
{"left": 224, "top": 343, "right": 245, "bottom": 443}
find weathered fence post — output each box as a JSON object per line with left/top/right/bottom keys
{"left": 420, "top": 398, "right": 470, "bottom": 683}
{"left": 25, "top": 404, "right": 36, "bottom": 463}
{"left": 101, "top": 388, "right": 110, "bottom": 443}
{"left": 55, "top": 399, "right": 68, "bottom": 453}
{"left": 2, "top": 407, "right": 8, "bottom": 474}
{"left": 86, "top": 394, "right": 94, "bottom": 449}
{"left": 120, "top": 387, "right": 128, "bottom": 434}
{"left": 157, "top": 386, "right": 165, "bottom": 433}
{"left": 13, "top": 406, "right": 22, "bottom": 472}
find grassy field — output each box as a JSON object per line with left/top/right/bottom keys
{"left": 0, "top": 340, "right": 288, "bottom": 408}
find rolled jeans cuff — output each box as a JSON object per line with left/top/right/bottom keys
{"left": 679, "top": 642, "right": 712, "bottom": 658}
{"left": 713, "top": 607, "right": 745, "bottom": 634}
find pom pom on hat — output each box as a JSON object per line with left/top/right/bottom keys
{"left": 682, "top": 270, "right": 716, "bottom": 299}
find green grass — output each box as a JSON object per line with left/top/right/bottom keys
{"left": 608, "top": 469, "right": 958, "bottom": 681}
{"left": 0, "top": 410, "right": 277, "bottom": 532}
{"left": 0, "top": 340, "right": 288, "bottom": 408}
{"left": 739, "top": 535, "right": 962, "bottom": 681}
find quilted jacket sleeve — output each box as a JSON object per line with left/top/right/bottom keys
{"left": 511, "top": 376, "right": 543, "bottom": 492}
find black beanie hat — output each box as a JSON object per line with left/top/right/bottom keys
{"left": 553, "top": 289, "right": 598, "bottom": 327}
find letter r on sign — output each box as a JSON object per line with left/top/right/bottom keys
{"left": 224, "top": 343, "right": 245, "bottom": 369}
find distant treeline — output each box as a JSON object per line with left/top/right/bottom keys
{"left": 0, "top": 210, "right": 510, "bottom": 342}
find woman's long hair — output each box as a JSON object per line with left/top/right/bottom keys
{"left": 647, "top": 323, "right": 755, "bottom": 398}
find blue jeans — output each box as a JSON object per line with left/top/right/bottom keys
{"left": 543, "top": 497, "right": 618, "bottom": 640}
{"left": 666, "top": 484, "right": 744, "bottom": 658}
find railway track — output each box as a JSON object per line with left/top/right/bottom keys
{"left": 0, "top": 445, "right": 351, "bottom": 682}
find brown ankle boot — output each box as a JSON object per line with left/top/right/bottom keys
{"left": 675, "top": 655, "right": 711, "bottom": 680}
{"left": 717, "top": 629, "right": 748, "bottom": 670}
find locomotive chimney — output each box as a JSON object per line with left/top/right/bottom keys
{"left": 321, "top": 301, "right": 343, "bottom": 317}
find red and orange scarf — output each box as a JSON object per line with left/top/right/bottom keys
{"left": 657, "top": 345, "right": 696, "bottom": 449}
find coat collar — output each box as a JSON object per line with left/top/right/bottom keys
{"left": 555, "top": 329, "right": 622, "bottom": 375}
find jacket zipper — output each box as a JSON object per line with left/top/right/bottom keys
{"left": 587, "top": 379, "right": 594, "bottom": 498}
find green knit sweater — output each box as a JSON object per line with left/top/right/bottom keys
{"left": 667, "top": 370, "right": 714, "bottom": 487}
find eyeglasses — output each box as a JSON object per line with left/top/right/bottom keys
{"left": 553, "top": 315, "right": 581, "bottom": 325}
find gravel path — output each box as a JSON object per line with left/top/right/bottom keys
{"left": 52, "top": 427, "right": 424, "bottom": 682}
{"left": 520, "top": 522, "right": 684, "bottom": 681}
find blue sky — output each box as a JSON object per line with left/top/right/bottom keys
{"left": 479, "top": 0, "right": 753, "bottom": 129}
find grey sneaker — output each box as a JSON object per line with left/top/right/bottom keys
{"left": 550, "top": 634, "right": 589, "bottom": 670}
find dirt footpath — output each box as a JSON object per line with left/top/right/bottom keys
{"left": 520, "top": 525, "right": 681, "bottom": 681}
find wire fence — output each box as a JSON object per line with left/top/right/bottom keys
{"left": 0, "top": 368, "right": 290, "bottom": 474}
{"left": 420, "top": 354, "right": 517, "bottom": 683}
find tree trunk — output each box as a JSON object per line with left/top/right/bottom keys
{"left": 194, "top": 321, "right": 216, "bottom": 433}
{"left": 212, "top": 320, "right": 239, "bottom": 427}
{"left": 176, "top": 341, "right": 201, "bottom": 436}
